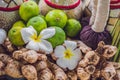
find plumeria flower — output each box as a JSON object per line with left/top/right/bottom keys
{"left": 54, "top": 40, "right": 82, "bottom": 70}
{"left": 21, "top": 26, "right": 55, "bottom": 54}
{"left": 0, "top": 29, "right": 7, "bottom": 44}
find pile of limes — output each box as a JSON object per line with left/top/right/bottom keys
{"left": 8, "top": 0, "right": 82, "bottom": 48}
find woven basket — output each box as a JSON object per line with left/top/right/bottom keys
{"left": 0, "top": 0, "right": 28, "bottom": 31}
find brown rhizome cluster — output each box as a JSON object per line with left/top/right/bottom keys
{"left": 0, "top": 38, "right": 119, "bottom": 80}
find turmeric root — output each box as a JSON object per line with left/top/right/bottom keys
{"left": 77, "top": 41, "right": 92, "bottom": 54}
{"left": 48, "top": 62, "right": 67, "bottom": 80}
{"left": 77, "top": 67, "right": 90, "bottom": 80}
{"left": 51, "top": 53, "right": 57, "bottom": 61}
{"left": 38, "top": 68, "right": 53, "bottom": 80}
{"left": 0, "top": 45, "right": 6, "bottom": 53}
{"left": 0, "top": 69, "right": 5, "bottom": 76}
{"left": 110, "top": 62, "right": 120, "bottom": 69}
{"left": 0, "top": 53, "right": 13, "bottom": 64}
{"left": 35, "top": 60, "right": 48, "bottom": 71}
{"left": 67, "top": 71, "right": 77, "bottom": 80}
{"left": 79, "top": 51, "right": 100, "bottom": 67}
{"left": 101, "top": 62, "right": 116, "bottom": 80}
{"left": 22, "top": 65, "right": 37, "bottom": 80}
{"left": 96, "top": 41, "right": 117, "bottom": 59}
{"left": 85, "top": 65, "right": 96, "bottom": 74}
{"left": 5, "top": 60, "right": 23, "bottom": 78}
{"left": 13, "top": 49, "right": 38, "bottom": 64}
{"left": 37, "top": 53, "right": 47, "bottom": 61}
{"left": 3, "top": 38, "right": 15, "bottom": 52}
{"left": 84, "top": 51, "right": 100, "bottom": 66}
{"left": 102, "top": 45, "right": 117, "bottom": 59}
{"left": 13, "top": 49, "right": 47, "bottom": 64}
{"left": 116, "top": 70, "right": 120, "bottom": 79}
{"left": 0, "top": 61, "right": 5, "bottom": 76}
{"left": 23, "top": 50, "right": 38, "bottom": 64}
{"left": 0, "top": 61, "right": 4, "bottom": 68}
{"left": 92, "top": 69, "right": 101, "bottom": 79}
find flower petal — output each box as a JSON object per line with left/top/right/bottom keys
{"left": 54, "top": 45, "right": 65, "bottom": 58}
{"left": 65, "top": 40, "right": 77, "bottom": 50}
{"left": 0, "top": 29, "right": 6, "bottom": 44}
{"left": 38, "top": 40, "right": 53, "bottom": 54}
{"left": 72, "top": 48, "right": 82, "bottom": 61}
{"left": 40, "top": 27, "right": 55, "bottom": 39}
{"left": 26, "top": 40, "right": 39, "bottom": 51}
{"left": 67, "top": 59, "right": 78, "bottom": 70}
{"left": 21, "top": 26, "right": 37, "bottom": 43}
{"left": 56, "top": 58, "right": 67, "bottom": 69}
{"left": 66, "top": 48, "right": 82, "bottom": 70}
{"left": 57, "top": 57, "right": 78, "bottom": 70}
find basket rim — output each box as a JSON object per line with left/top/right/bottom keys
{"left": 44, "top": 0, "right": 81, "bottom": 10}
{"left": 0, "top": 0, "right": 28, "bottom": 12}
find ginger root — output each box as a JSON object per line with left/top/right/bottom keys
{"left": 101, "top": 62, "right": 116, "bottom": 80}
{"left": 0, "top": 53, "right": 13, "bottom": 64}
{"left": 5, "top": 60, "right": 23, "bottom": 78}
{"left": 38, "top": 68, "right": 53, "bottom": 80}
{"left": 13, "top": 49, "right": 47, "bottom": 64}
{"left": 96, "top": 41, "right": 117, "bottom": 59}
{"left": 23, "top": 50, "right": 38, "bottom": 64}
{"left": 85, "top": 65, "right": 96, "bottom": 74}
{"left": 35, "top": 60, "right": 48, "bottom": 71}
{"left": 110, "top": 62, "right": 120, "bottom": 69}
{"left": 37, "top": 53, "right": 47, "bottom": 61}
{"left": 92, "top": 69, "right": 101, "bottom": 79}
{"left": 0, "top": 61, "right": 4, "bottom": 68}
{"left": 0, "top": 40, "right": 118, "bottom": 80}
{"left": 79, "top": 51, "right": 100, "bottom": 67}
{"left": 77, "top": 41, "right": 92, "bottom": 54}
{"left": 77, "top": 67, "right": 90, "bottom": 80}
{"left": 84, "top": 51, "right": 100, "bottom": 66}
{"left": 116, "top": 70, "right": 120, "bottom": 79}
{"left": 22, "top": 65, "right": 37, "bottom": 80}
{"left": 0, "top": 54, "right": 23, "bottom": 78}
{"left": 48, "top": 62, "right": 67, "bottom": 80}
{"left": 67, "top": 71, "right": 77, "bottom": 80}
{"left": 3, "top": 38, "right": 15, "bottom": 52}
{"left": 0, "top": 61, "right": 5, "bottom": 76}
{"left": 102, "top": 45, "right": 117, "bottom": 59}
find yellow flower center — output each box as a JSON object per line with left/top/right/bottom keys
{"left": 31, "top": 33, "right": 42, "bottom": 42}
{"left": 64, "top": 49, "right": 74, "bottom": 59}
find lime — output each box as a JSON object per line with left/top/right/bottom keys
{"left": 38, "top": 15, "right": 45, "bottom": 20}
{"left": 27, "top": 16, "right": 47, "bottom": 34}
{"left": 64, "top": 19, "right": 82, "bottom": 37}
{"left": 47, "top": 27, "right": 66, "bottom": 48}
{"left": 8, "top": 27, "right": 25, "bottom": 46}
{"left": 12, "top": 21, "right": 25, "bottom": 28}
{"left": 45, "top": 10, "right": 67, "bottom": 29}
{"left": 19, "top": 0, "right": 39, "bottom": 22}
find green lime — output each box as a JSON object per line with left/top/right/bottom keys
{"left": 38, "top": 15, "right": 45, "bottom": 20}
{"left": 8, "top": 27, "right": 25, "bottom": 46}
{"left": 27, "top": 16, "right": 47, "bottom": 34}
{"left": 47, "top": 27, "right": 66, "bottom": 48}
{"left": 45, "top": 9, "right": 67, "bottom": 29}
{"left": 13, "top": 21, "right": 25, "bottom": 28}
{"left": 64, "top": 19, "right": 82, "bottom": 37}
{"left": 19, "top": 0, "right": 39, "bottom": 22}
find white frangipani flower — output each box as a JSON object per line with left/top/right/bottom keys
{"left": 54, "top": 40, "right": 82, "bottom": 70}
{"left": 0, "top": 29, "right": 7, "bottom": 44}
{"left": 21, "top": 26, "right": 55, "bottom": 54}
